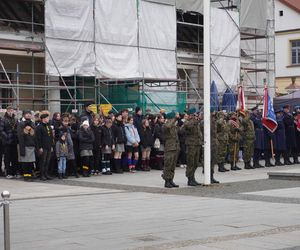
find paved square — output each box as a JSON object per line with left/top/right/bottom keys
{"left": 0, "top": 165, "right": 300, "bottom": 250}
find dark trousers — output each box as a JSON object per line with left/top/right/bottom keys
{"left": 39, "top": 149, "right": 52, "bottom": 178}
{"left": 93, "top": 148, "right": 101, "bottom": 172}
{"left": 4, "top": 144, "right": 18, "bottom": 176}
{"left": 67, "top": 159, "right": 78, "bottom": 176}
{"left": 253, "top": 148, "right": 262, "bottom": 163}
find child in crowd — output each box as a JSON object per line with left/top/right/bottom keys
{"left": 125, "top": 116, "right": 140, "bottom": 173}
{"left": 101, "top": 118, "right": 114, "bottom": 175}
{"left": 56, "top": 132, "right": 69, "bottom": 179}
{"left": 78, "top": 120, "right": 95, "bottom": 177}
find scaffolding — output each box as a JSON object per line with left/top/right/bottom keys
{"left": 0, "top": 0, "right": 275, "bottom": 113}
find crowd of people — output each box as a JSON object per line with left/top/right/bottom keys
{"left": 0, "top": 102, "right": 299, "bottom": 188}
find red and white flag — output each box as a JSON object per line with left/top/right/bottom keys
{"left": 237, "top": 85, "right": 246, "bottom": 114}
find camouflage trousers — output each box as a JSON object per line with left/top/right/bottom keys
{"left": 228, "top": 141, "right": 239, "bottom": 164}
{"left": 217, "top": 140, "right": 228, "bottom": 164}
{"left": 186, "top": 145, "right": 201, "bottom": 178}
{"left": 162, "top": 150, "right": 179, "bottom": 180}
{"left": 243, "top": 139, "right": 254, "bottom": 162}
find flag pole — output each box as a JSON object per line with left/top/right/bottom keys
{"left": 203, "top": 0, "right": 211, "bottom": 185}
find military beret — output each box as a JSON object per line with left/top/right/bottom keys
{"left": 166, "top": 111, "right": 176, "bottom": 119}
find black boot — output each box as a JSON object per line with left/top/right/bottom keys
{"left": 254, "top": 161, "right": 264, "bottom": 168}
{"left": 58, "top": 173, "right": 62, "bottom": 179}
{"left": 192, "top": 176, "right": 202, "bottom": 186}
{"left": 62, "top": 173, "right": 68, "bottom": 179}
{"left": 293, "top": 157, "right": 299, "bottom": 164}
{"left": 170, "top": 179, "right": 179, "bottom": 188}
{"left": 114, "top": 159, "right": 123, "bottom": 174}
{"left": 164, "top": 179, "right": 173, "bottom": 188}
{"left": 284, "top": 156, "right": 292, "bottom": 165}
{"left": 211, "top": 171, "right": 219, "bottom": 184}
{"left": 218, "top": 163, "right": 226, "bottom": 172}
{"left": 187, "top": 177, "right": 197, "bottom": 186}
{"left": 244, "top": 162, "right": 252, "bottom": 169}
{"left": 230, "top": 163, "right": 240, "bottom": 171}
{"left": 275, "top": 160, "right": 284, "bottom": 166}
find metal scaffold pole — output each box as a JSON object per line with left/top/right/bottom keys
{"left": 203, "top": 0, "right": 211, "bottom": 185}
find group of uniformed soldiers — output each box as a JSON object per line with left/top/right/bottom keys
{"left": 161, "top": 105, "right": 300, "bottom": 188}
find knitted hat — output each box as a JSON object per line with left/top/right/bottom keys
{"left": 81, "top": 120, "right": 89, "bottom": 127}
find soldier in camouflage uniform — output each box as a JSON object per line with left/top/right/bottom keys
{"left": 228, "top": 112, "right": 242, "bottom": 170}
{"left": 210, "top": 114, "right": 220, "bottom": 183}
{"left": 216, "top": 112, "right": 230, "bottom": 172}
{"left": 184, "top": 114, "right": 202, "bottom": 186}
{"left": 240, "top": 110, "right": 255, "bottom": 169}
{"left": 161, "top": 113, "right": 180, "bottom": 188}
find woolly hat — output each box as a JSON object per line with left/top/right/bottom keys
{"left": 81, "top": 120, "right": 90, "bottom": 127}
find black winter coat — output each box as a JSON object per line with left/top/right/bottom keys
{"left": 153, "top": 122, "right": 165, "bottom": 144}
{"left": 139, "top": 127, "right": 153, "bottom": 148}
{"left": 50, "top": 118, "right": 62, "bottom": 141}
{"left": 0, "top": 113, "right": 18, "bottom": 145}
{"left": 35, "top": 122, "right": 54, "bottom": 150}
{"left": 80, "top": 110, "right": 94, "bottom": 126}
{"left": 101, "top": 126, "right": 114, "bottom": 147}
{"left": 112, "top": 121, "right": 127, "bottom": 144}
{"left": 133, "top": 114, "right": 143, "bottom": 134}
{"left": 250, "top": 114, "right": 264, "bottom": 150}
{"left": 78, "top": 127, "right": 95, "bottom": 151}
{"left": 274, "top": 117, "right": 286, "bottom": 151}
{"left": 283, "top": 111, "right": 297, "bottom": 148}
{"left": 17, "top": 119, "right": 36, "bottom": 157}
{"left": 91, "top": 124, "right": 102, "bottom": 149}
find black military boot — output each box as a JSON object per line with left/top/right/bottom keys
{"left": 231, "top": 163, "right": 240, "bottom": 171}
{"left": 187, "top": 177, "right": 197, "bottom": 186}
{"left": 293, "top": 157, "right": 299, "bottom": 164}
{"left": 211, "top": 171, "right": 219, "bottom": 184}
{"left": 218, "top": 163, "right": 226, "bottom": 172}
{"left": 284, "top": 157, "right": 293, "bottom": 165}
{"left": 192, "top": 176, "right": 202, "bottom": 186}
{"left": 254, "top": 161, "right": 264, "bottom": 168}
{"left": 244, "top": 162, "right": 252, "bottom": 169}
{"left": 170, "top": 179, "right": 179, "bottom": 188}
{"left": 275, "top": 160, "right": 284, "bottom": 166}
{"left": 164, "top": 179, "right": 173, "bottom": 188}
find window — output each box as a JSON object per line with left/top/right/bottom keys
{"left": 291, "top": 40, "right": 300, "bottom": 65}
{"left": 279, "top": 10, "right": 283, "bottom": 16}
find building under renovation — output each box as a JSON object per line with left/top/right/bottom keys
{"left": 0, "top": 0, "right": 275, "bottom": 114}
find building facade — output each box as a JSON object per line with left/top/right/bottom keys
{"left": 275, "top": 0, "right": 300, "bottom": 93}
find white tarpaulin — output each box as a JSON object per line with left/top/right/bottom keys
{"left": 45, "top": 0, "right": 94, "bottom": 76}
{"left": 95, "top": 0, "right": 139, "bottom": 78}
{"left": 95, "top": 44, "right": 139, "bottom": 79}
{"left": 95, "top": 0, "right": 138, "bottom": 46}
{"left": 45, "top": 0, "right": 177, "bottom": 80}
{"left": 211, "top": 8, "right": 240, "bottom": 92}
{"left": 45, "top": 39, "right": 95, "bottom": 76}
{"left": 139, "top": 0, "right": 177, "bottom": 79}
{"left": 176, "top": 0, "right": 203, "bottom": 13}
{"left": 240, "top": 0, "right": 268, "bottom": 31}
{"left": 139, "top": 49, "right": 177, "bottom": 79}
